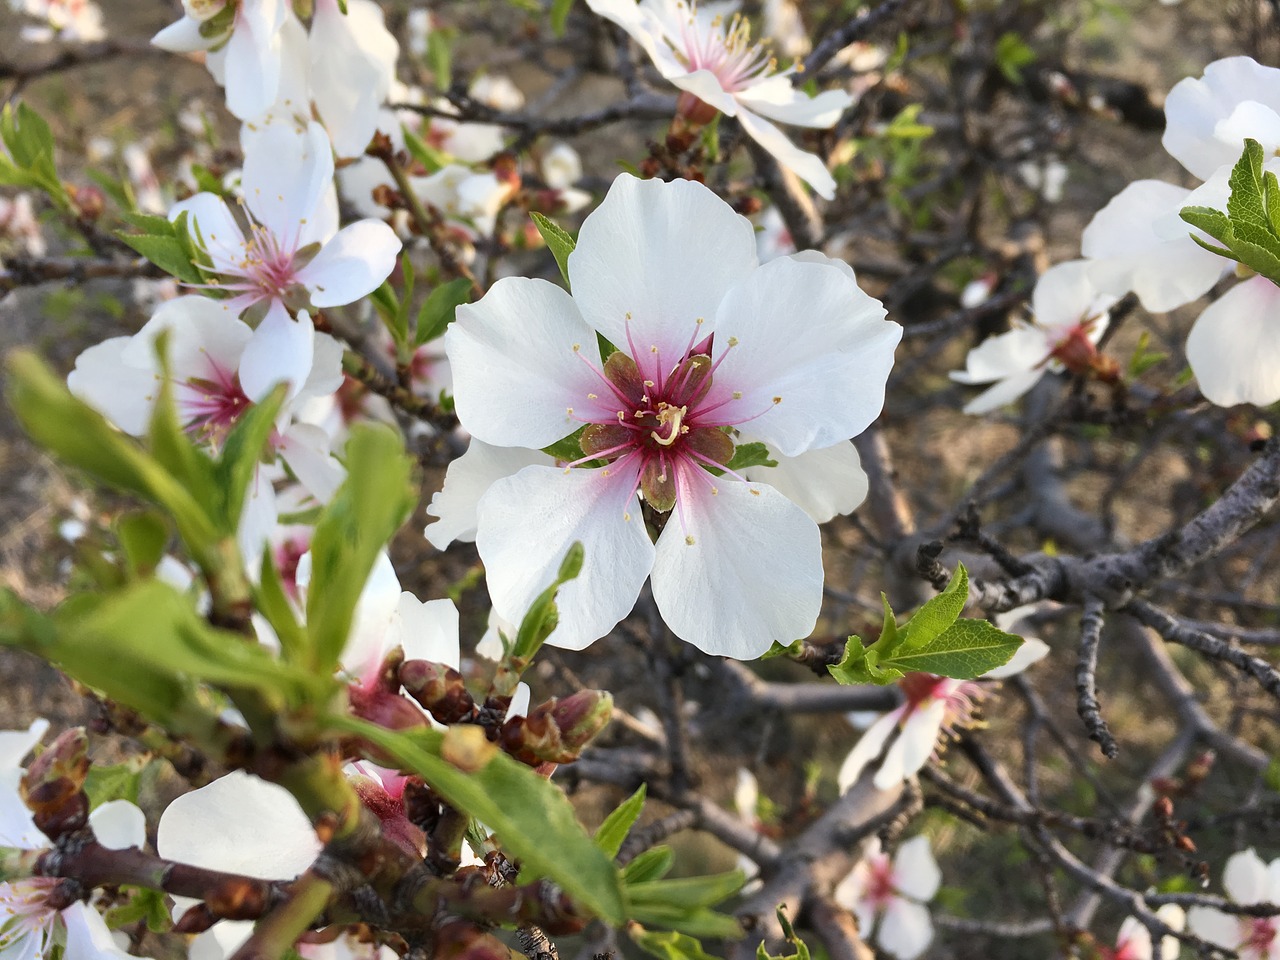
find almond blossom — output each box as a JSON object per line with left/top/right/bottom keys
{"left": 833, "top": 836, "right": 940, "bottom": 960}
{"left": 1107, "top": 906, "right": 1185, "bottom": 960}
{"left": 152, "top": 0, "right": 289, "bottom": 122}
{"left": 838, "top": 635, "right": 1049, "bottom": 791}
{"left": 583, "top": 0, "right": 852, "bottom": 199}
{"left": 435, "top": 173, "right": 900, "bottom": 658}
{"left": 950, "top": 260, "right": 1116, "bottom": 415}
{"left": 1188, "top": 848, "right": 1280, "bottom": 960}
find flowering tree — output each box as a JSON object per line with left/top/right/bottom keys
{"left": 0, "top": 1, "right": 1279, "bottom": 960}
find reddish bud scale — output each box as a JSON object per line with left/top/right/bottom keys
{"left": 399, "top": 660, "right": 477, "bottom": 724}
{"left": 22, "top": 729, "right": 91, "bottom": 840}
{"left": 498, "top": 691, "right": 612, "bottom": 765}
{"left": 348, "top": 684, "right": 430, "bottom": 733}
{"left": 205, "top": 877, "right": 271, "bottom": 920}
{"left": 433, "top": 919, "right": 512, "bottom": 960}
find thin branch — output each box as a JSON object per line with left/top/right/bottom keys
{"left": 1075, "top": 597, "right": 1118, "bottom": 759}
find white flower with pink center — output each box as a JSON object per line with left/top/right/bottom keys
{"left": 838, "top": 638, "right": 1049, "bottom": 791}
{"left": 1189, "top": 849, "right": 1280, "bottom": 960}
{"left": 1108, "top": 905, "right": 1185, "bottom": 960}
{"left": 436, "top": 174, "right": 900, "bottom": 658}
{"left": 583, "top": 0, "right": 852, "bottom": 199}
{"left": 950, "top": 260, "right": 1116, "bottom": 415}
{"left": 833, "top": 836, "right": 940, "bottom": 960}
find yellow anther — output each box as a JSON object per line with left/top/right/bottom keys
{"left": 685, "top": 535, "right": 696, "bottom": 545}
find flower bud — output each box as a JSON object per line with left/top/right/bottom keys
{"left": 400, "top": 660, "right": 477, "bottom": 724}
{"left": 21, "top": 728, "right": 90, "bottom": 840}
{"left": 499, "top": 691, "right": 612, "bottom": 765}
{"left": 70, "top": 185, "right": 105, "bottom": 221}
{"left": 433, "top": 919, "right": 512, "bottom": 960}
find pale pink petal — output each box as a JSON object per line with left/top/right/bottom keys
{"left": 1116, "top": 917, "right": 1154, "bottom": 960}
{"left": 88, "top": 800, "right": 146, "bottom": 850}
{"left": 736, "top": 108, "right": 838, "bottom": 200}
{"left": 838, "top": 710, "right": 904, "bottom": 793}
{"left": 668, "top": 69, "right": 742, "bottom": 117}
{"left": 957, "top": 367, "right": 1046, "bottom": 416}
{"left": 425, "top": 440, "right": 554, "bottom": 550}
{"left": 1187, "top": 906, "right": 1241, "bottom": 949}
{"left": 242, "top": 121, "right": 335, "bottom": 240}
{"left": 152, "top": 15, "right": 214, "bottom": 53}
{"left": 706, "top": 256, "right": 899, "bottom": 457}
{"left": 983, "top": 637, "right": 1049, "bottom": 680}
{"left": 1163, "top": 57, "right": 1280, "bottom": 179}
{"left": 308, "top": 0, "right": 398, "bottom": 158}
{"left": 949, "top": 327, "right": 1050, "bottom": 386}
{"left": 68, "top": 338, "right": 154, "bottom": 436}
{"left": 170, "top": 193, "right": 246, "bottom": 275}
{"left": 387, "top": 596, "right": 460, "bottom": 669}
{"left": 744, "top": 441, "right": 867, "bottom": 524}
{"left": 62, "top": 903, "right": 132, "bottom": 960}
{"left": 1031, "top": 260, "right": 1116, "bottom": 332}
{"left": 156, "top": 771, "right": 321, "bottom": 880}
{"left": 735, "top": 76, "right": 853, "bottom": 128}
{"left": 1225, "top": 848, "right": 1271, "bottom": 905}
{"left": 124, "top": 296, "right": 249, "bottom": 378}
{"left": 1186, "top": 276, "right": 1280, "bottom": 407}
{"left": 873, "top": 699, "right": 945, "bottom": 789}
{"left": 877, "top": 898, "right": 934, "bottom": 960}
{"left": 650, "top": 477, "right": 821, "bottom": 659}
{"left": 892, "top": 836, "right": 941, "bottom": 901}
{"left": 476, "top": 465, "right": 654, "bottom": 651}
{"left": 447, "top": 278, "right": 616, "bottom": 448}
{"left": 239, "top": 300, "right": 314, "bottom": 402}
{"left": 278, "top": 424, "right": 344, "bottom": 503}
{"left": 296, "top": 219, "right": 401, "bottom": 307}
{"left": 568, "top": 174, "right": 758, "bottom": 352}
{"left": 222, "top": 4, "right": 283, "bottom": 121}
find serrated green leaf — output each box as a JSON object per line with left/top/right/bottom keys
{"left": 631, "top": 928, "right": 722, "bottom": 960}
{"left": 306, "top": 425, "right": 416, "bottom": 672}
{"left": 103, "top": 887, "right": 171, "bottom": 933}
{"left": 115, "top": 230, "right": 203, "bottom": 285}
{"left": 630, "top": 906, "right": 743, "bottom": 941}
{"left": 595, "top": 784, "right": 646, "bottom": 858}
{"left": 531, "top": 212, "right": 576, "bottom": 285}
{"left": 416, "top": 277, "right": 473, "bottom": 345}
{"left": 329, "top": 717, "right": 626, "bottom": 925}
{"left": 1187, "top": 232, "right": 1237, "bottom": 260}
{"left": 1179, "top": 205, "right": 1234, "bottom": 247}
{"left": 898, "top": 564, "right": 969, "bottom": 650}
{"left": 623, "top": 846, "right": 674, "bottom": 884}
{"left": 724, "top": 441, "right": 777, "bottom": 472}
{"left": 85, "top": 757, "right": 147, "bottom": 808}
{"left": 1227, "top": 139, "right": 1268, "bottom": 228}
{"left": 882, "top": 618, "right": 1022, "bottom": 679}
{"left": 761, "top": 639, "right": 803, "bottom": 660}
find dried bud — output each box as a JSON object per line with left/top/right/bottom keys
{"left": 400, "top": 660, "right": 477, "bottom": 724}
{"left": 1175, "top": 835, "right": 1197, "bottom": 853}
{"left": 1153, "top": 796, "right": 1174, "bottom": 820}
{"left": 499, "top": 691, "right": 612, "bottom": 765}
{"left": 21, "top": 728, "right": 90, "bottom": 840}
{"left": 205, "top": 877, "right": 271, "bottom": 920}
{"left": 674, "top": 91, "right": 719, "bottom": 129}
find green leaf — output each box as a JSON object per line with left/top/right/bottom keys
{"left": 632, "top": 928, "right": 722, "bottom": 960}
{"left": 898, "top": 564, "right": 968, "bottom": 650}
{"left": 0, "top": 103, "right": 64, "bottom": 204}
{"left": 416, "top": 277, "right": 473, "bottom": 346}
{"left": 1227, "top": 139, "right": 1268, "bottom": 228}
{"left": 623, "top": 846, "right": 674, "bottom": 884}
{"left": 882, "top": 618, "right": 1023, "bottom": 679}
{"left": 402, "top": 125, "right": 448, "bottom": 175}
{"left": 595, "top": 784, "right": 646, "bottom": 858}
{"left": 115, "top": 510, "right": 170, "bottom": 578}
{"left": 531, "top": 212, "right": 576, "bottom": 285}
{"left": 213, "top": 383, "right": 288, "bottom": 530}
{"left": 426, "top": 27, "right": 454, "bottom": 88}
{"left": 550, "top": 0, "right": 574, "bottom": 35}
{"left": 103, "top": 888, "right": 171, "bottom": 933}
{"left": 305, "top": 425, "right": 416, "bottom": 672}
{"left": 115, "top": 231, "right": 203, "bottom": 285}
{"left": 627, "top": 871, "right": 745, "bottom": 910}
{"left": 255, "top": 549, "right": 307, "bottom": 665}
{"left": 510, "top": 542, "right": 584, "bottom": 662}
{"left": 541, "top": 425, "right": 587, "bottom": 463}
{"left": 761, "top": 639, "right": 803, "bottom": 660}
{"left": 724, "top": 441, "right": 777, "bottom": 473}
{"left": 993, "top": 32, "right": 1036, "bottom": 84}
{"left": 1178, "top": 205, "right": 1234, "bottom": 249}
{"left": 85, "top": 757, "right": 150, "bottom": 807}
{"left": 757, "top": 906, "right": 810, "bottom": 960}
{"left": 328, "top": 716, "right": 627, "bottom": 925}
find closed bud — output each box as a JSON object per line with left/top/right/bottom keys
{"left": 400, "top": 660, "right": 477, "bottom": 724}
{"left": 21, "top": 728, "right": 90, "bottom": 840}
{"left": 434, "top": 919, "right": 511, "bottom": 960}
{"left": 499, "top": 691, "right": 612, "bottom": 765}
{"left": 348, "top": 682, "right": 430, "bottom": 733}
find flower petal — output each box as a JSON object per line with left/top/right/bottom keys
{"left": 650, "top": 476, "right": 822, "bottom": 658}
{"left": 296, "top": 219, "right": 401, "bottom": 307}
{"left": 568, "top": 174, "right": 758, "bottom": 351}
{"left": 308, "top": 0, "right": 398, "bottom": 157}
{"left": 745, "top": 441, "right": 868, "bottom": 524}
{"left": 62, "top": 903, "right": 132, "bottom": 960}
{"left": 68, "top": 338, "right": 154, "bottom": 437}
{"left": 873, "top": 699, "right": 944, "bottom": 789}
{"left": 157, "top": 771, "right": 321, "bottom": 880}
{"left": 1225, "top": 847, "right": 1270, "bottom": 905}
{"left": 242, "top": 120, "right": 335, "bottom": 239}
{"left": 88, "top": 800, "right": 147, "bottom": 851}
{"left": 735, "top": 75, "right": 853, "bottom": 128}
{"left": 669, "top": 69, "right": 742, "bottom": 117}
{"left": 169, "top": 193, "right": 246, "bottom": 275}
{"left": 877, "top": 898, "right": 934, "bottom": 960}
{"left": 736, "top": 108, "right": 838, "bottom": 200}
{"left": 892, "top": 836, "right": 941, "bottom": 901}
{"left": 447, "top": 277, "right": 615, "bottom": 448}
{"left": 477, "top": 465, "right": 654, "bottom": 650}
{"left": 1186, "top": 276, "right": 1280, "bottom": 407}
{"left": 957, "top": 367, "right": 1046, "bottom": 416}
{"left": 425, "top": 439, "right": 554, "bottom": 550}
{"left": 1187, "top": 907, "right": 1241, "bottom": 949}
{"left": 152, "top": 15, "right": 214, "bottom": 52}
{"left": 1163, "top": 56, "right": 1280, "bottom": 179}
{"left": 706, "top": 256, "right": 900, "bottom": 457}
{"left": 222, "top": 5, "right": 284, "bottom": 121}
{"left": 949, "top": 327, "right": 1049, "bottom": 386}
{"left": 239, "top": 300, "right": 315, "bottom": 402}
{"left": 982, "top": 637, "right": 1050, "bottom": 679}
{"left": 388, "top": 596, "right": 460, "bottom": 669}
{"left": 838, "top": 709, "right": 903, "bottom": 793}
{"left": 0, "top": 720, "right": 47, "bottom": 771}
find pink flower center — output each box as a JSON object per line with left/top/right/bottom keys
{"left": 0, "top": 879, "right": 60, "bottom": 955}
{"left": 864, "top": 855, "right": 898, "bottom": 910}
{"left": 898, "top": 673, "right": 983, "bottom": 740}
{"left": 1245, "top": 917, "right": 1277, "bottom": 957}
{"left": 671, "top": 1, "right": 775, "bottom": 93}
{"left": 179, "top": 359, "right": 253, "bottom": 448}
{"left": 568, "top": 319, "right": 778, "bottom": 528}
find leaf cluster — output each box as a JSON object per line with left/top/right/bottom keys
{"left": 1181, "top": 138, "right": 1280, "bottom": 285}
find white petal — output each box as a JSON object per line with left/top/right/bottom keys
{"left": 157, "top": 771, "right": 321, "bottom": 880}
{"left": 425, "top": 439, "right": 553, "bottom": 550}
{"left": 568, "top": 174, "right": 758, "bottom": 351}
{"left": 1163, "top": 57, "right": 1280, "bottom": 179}
{"left": 736, "top": 108, "right": 838, "bottom": 200}
{"left": 239, "top": 300, "right": 314, "bottom": 402}
{"left": 0, "top": 769, "right": 43, "bottom": 848}
{"left": 388, "top": 596, "right": 460, "bottom": 669}
{"left": 1081, "top": 180, "right": 1229, "bottom": 313}
{"left": 191, "top": 922, "right": 255, "bottom": 960}
{"left": 447, "top": 277, "right": 614, "bottom": 448}
{"left": 1225, "top": 848, "right": 1270, "bottom": 905}
{"left": 278, "top": 424, "right": 344, "bottom": 503}
{"left": 68, "top": 339, "right": 154, "bottom": 436}
{"left": 152, "top": 15, "right": 215, "bottom": 52}
{"left": 584, "top": 0, "right": 688, "bottom": 79}
{"left": 837, "top": 710, "right": 903, "bottom": 793}
{"left": 476, "top": 465, "right": 654, "bottom": 651}
{"left": 707, "top": 257, "right": 900, "bottom": 457}
{"left": 125, "top": 296, "right": 249, "bottom": 379}
{"left": 170, "top": 193, "right": 246, "bottom": 275}
{"left": 296, "top": 328, "right": 346, "bottom": 402}
{"left": 745, "top": 441, "right": 867, "bottom": 524}
{"left": 507, "top": 682, "right": 531, "bottom": 720}
{"left": 668, "top": 69, "right": 742, "bottom": 117}
{"left": 297, "top": 219, "right": 402, "bottom": 307}
{"left": 897, "top": 698, "right": 946, "bottom": 778}
{"left": 650, "top": 477, "right": 822, "bottom": 659}
{"left": 1116, "top": 917, "right": 1153, "bottom": 960}
{"left": 338, "top": 552, "right": 403, "bottom": 676}
{"left": 1186, "top": 277, "right": 1280, "bottom": 407}
{"left": 62, "top": 903, "right": 132, "bottom": 960}
{"left": 0, "top": 720, "right": 47, "bottom": 770}
{"left": 734, "top": 769, "right": 759, "bottom": 822}
{"left": 958, "top": 368, "right": 1046, "bottom": 416}
{"left": 735, "top": 75, "right": 853, "bottom": 128}
{"left": 949, "top": 327, "right": 1050, "bottom": 385}
{"left": 242, "top": 121, "right": 335, "bottom": 240}
{"left": 892, "top": 836, "right": 941, "bottom": 900}
{"left": 877, "top": 898, "right": 934, "bottom": 960}
{"left": 88, "top": 800, "right": 146, "bottom": 850}
{"left": 309, "top": 0, "right": 398, "bottom": 157}
{"left": 1031, "top": 260, "right": 1116, "bottom": 331}
{"left": 1187, "top": 907, "right": 1241, "bottom": 949}
{"left": 222, "top": 10, "right": 283, "bottom": 121}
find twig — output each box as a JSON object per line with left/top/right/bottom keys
{"left": 1075, "top": 597, "right": 1118, "bottom": 759}
{"left": 800, "top": 0, "right": 919, "bottom": 79}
